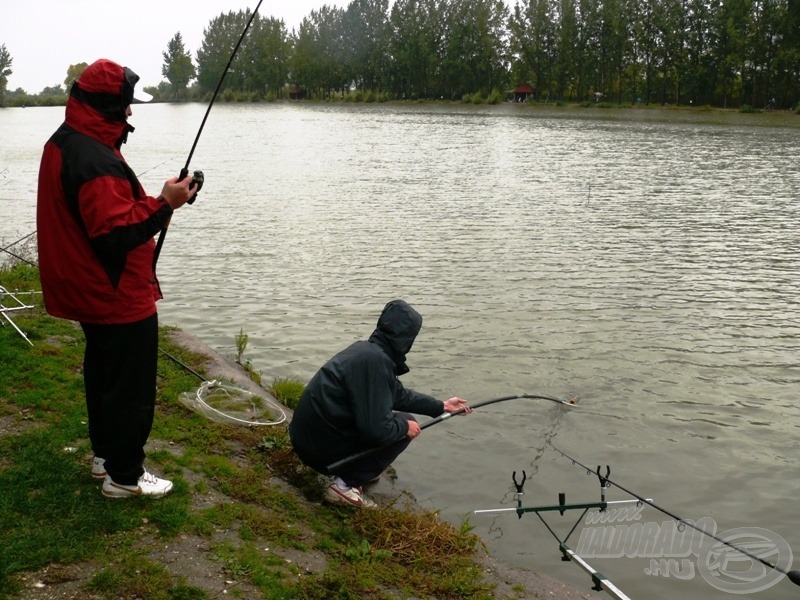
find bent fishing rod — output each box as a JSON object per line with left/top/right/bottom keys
{"left": 547, "top": 440, "right": 800, "bottom": 587}
{"left": 153, "top": 0, "right": 264, "bottom": 268}
{"left": 325, "top": 393, "right": 578, "bottom": 473}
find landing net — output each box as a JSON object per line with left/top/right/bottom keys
{"left": 179, "top": 379, "right": 286, "bottom": 426}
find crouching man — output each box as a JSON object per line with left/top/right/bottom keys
{"left": 289, "top": 300, "right": 471, "bottom": 508}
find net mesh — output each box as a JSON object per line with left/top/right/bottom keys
{"left": 178, "top": 380, "right": 286, "bottom": 426}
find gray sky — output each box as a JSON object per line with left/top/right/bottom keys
{"left": 0, "top": 1, "right": 350, "bottom": 93}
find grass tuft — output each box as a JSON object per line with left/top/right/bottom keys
{"left": 268, "top": 376, "right": 305, "bottom": 409}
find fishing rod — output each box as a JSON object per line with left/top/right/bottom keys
{"left": 325, "top": 393, "right": 578, "bottom": 473}
{"left": 547, "top": 440, "right": 800, "bottom": 587}
{"left": 153, "top": 0, "right": 264, "bottom": 268}
{"left": 1, "top": 231, "right": 38, "bottom": 268}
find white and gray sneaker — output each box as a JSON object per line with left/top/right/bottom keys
{"left": 91, "top": 456, "right": 107, "bottom": 480}
{"left": 323, "top": 482, "right": 377, "bottom": 509}
{"left": 102, "top": 470, "right": 173, "bottom": 498}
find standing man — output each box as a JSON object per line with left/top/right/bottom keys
{"left": 289, "top": 300, "right": 471, "bottom": 508}
{"left": 37, "top": 59, "right": 197, "bottom": 498}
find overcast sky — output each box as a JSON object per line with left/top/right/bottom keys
{"left": 0, "top": 1, "right": 352, "bottom": 93}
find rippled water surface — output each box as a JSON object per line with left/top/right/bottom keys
{"left": 2, "top": 102, "right": 798, "bottom": 598}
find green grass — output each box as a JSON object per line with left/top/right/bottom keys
{"left": 0, "top": 261, "right": 493, "bottom": 599}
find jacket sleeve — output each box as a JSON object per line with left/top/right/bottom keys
{"left": 79, "top": 175, "right": 172, "bottom": 287}
{"left": 393, "top": 382, "right": 444, "bottom": 417}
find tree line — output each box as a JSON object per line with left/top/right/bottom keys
{"left": 174, "top": 0, "right": 800, "bottom": 109}
{"left": 3, "top": 0, "right": 799, "bottom": 109}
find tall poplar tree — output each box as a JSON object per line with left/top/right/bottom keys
{"left": 241, "top": 16, "right": 291, "bottom": 97}
{"left": 0, "top": 44, "right": 12, "bottom": 106}
{"left": 388, "top": 0, "right": 445, "bottom": 98}
{"left": 162, "top": 32, "right": 196, "bottom": 100}
{"left": 196, "top": 10, "right": 253, "bottom": 96}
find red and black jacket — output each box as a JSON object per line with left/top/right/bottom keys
{"left": 37, "top": 59, "right": 173, "bottom": 324}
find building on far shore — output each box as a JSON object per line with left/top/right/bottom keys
{"left": 511, "top": 84, "right": 535, "bottom": 103}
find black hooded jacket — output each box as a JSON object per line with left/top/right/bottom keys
{"left": 289, "top": 300, "right": 444, "bottom": 474}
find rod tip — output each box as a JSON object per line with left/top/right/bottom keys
{"left": 788, "top": 570, "right": 800, "bottom": 586}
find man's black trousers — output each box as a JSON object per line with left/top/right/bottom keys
{"left": 81, "top": 313, "right": 158, "bottom": 485}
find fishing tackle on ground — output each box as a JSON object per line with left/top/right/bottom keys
{"left": 325, "top": 393, "right": 579, "bottom": 473}
{"left": 153, "top": 0, "right": 264, "bottom": 268}
{"left": 0, "top": 286, "right": 36, "bottom": 346}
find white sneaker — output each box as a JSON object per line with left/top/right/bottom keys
{"left": 91, "top": 456, "right": 107, "bottom": 480}
{"left": 102, "top": 470, "right": 173, "bottom": 498}
{"left": 323, "top": 482, "right": 377, "bottom": 509}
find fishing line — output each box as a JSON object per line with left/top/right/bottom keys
{"left": 547, "top": 440, "right": 800, "bottom": 586}
{"left": 136, "top": 158, "right": 174, "bottom": 179}
{"left": 153, "top": 0, "right": 264, "bottom": 269}
{"left": 325, "top": 393, "right": 579, "bottom": 473}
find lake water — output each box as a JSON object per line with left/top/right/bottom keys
{"left": 1, "top": 101, "right": 798, "bottom": 599}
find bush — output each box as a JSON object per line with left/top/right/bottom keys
{"left": 486, "top": 89, "right": 501, "bottom": 105}
{"left": 461, "top": 92, "right": 484, "bottom": 104}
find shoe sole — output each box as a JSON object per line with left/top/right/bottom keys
{"left": 323, "top": 487, "right": 376, "bottom": 509}
{"left": 324, "top": 489, "right": 360, "bottom": 508}
{"left": 102, "top": 482, "right": 173, "bottom": 499}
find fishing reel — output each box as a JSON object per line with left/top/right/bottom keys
{"left": 178, "top": 167, "right": 204, "bottom": 205}
{"left": 187, "top": 169, "right": 204, "bottom": 205}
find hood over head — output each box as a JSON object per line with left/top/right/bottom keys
{"left": 368, "top": 299, "right": 423, "bottom": 375}
{"left": 69, "top": 59, "right": 150, "bottom": 123}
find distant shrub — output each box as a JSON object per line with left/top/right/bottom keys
{"left": 486, "top": 89, "right": 501, "bottom": 105}
{"left": 221, "top": 89, "right": 259, "bottom": 102}
{"left": 462, "top": 92, "right": 484, "bottom": 104}
{"left": 739, "top": 104, "right": 759, "bottom": 113}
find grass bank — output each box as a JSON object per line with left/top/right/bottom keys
{"left": 0, "top": 261, "right": 504, "bottom": 599}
